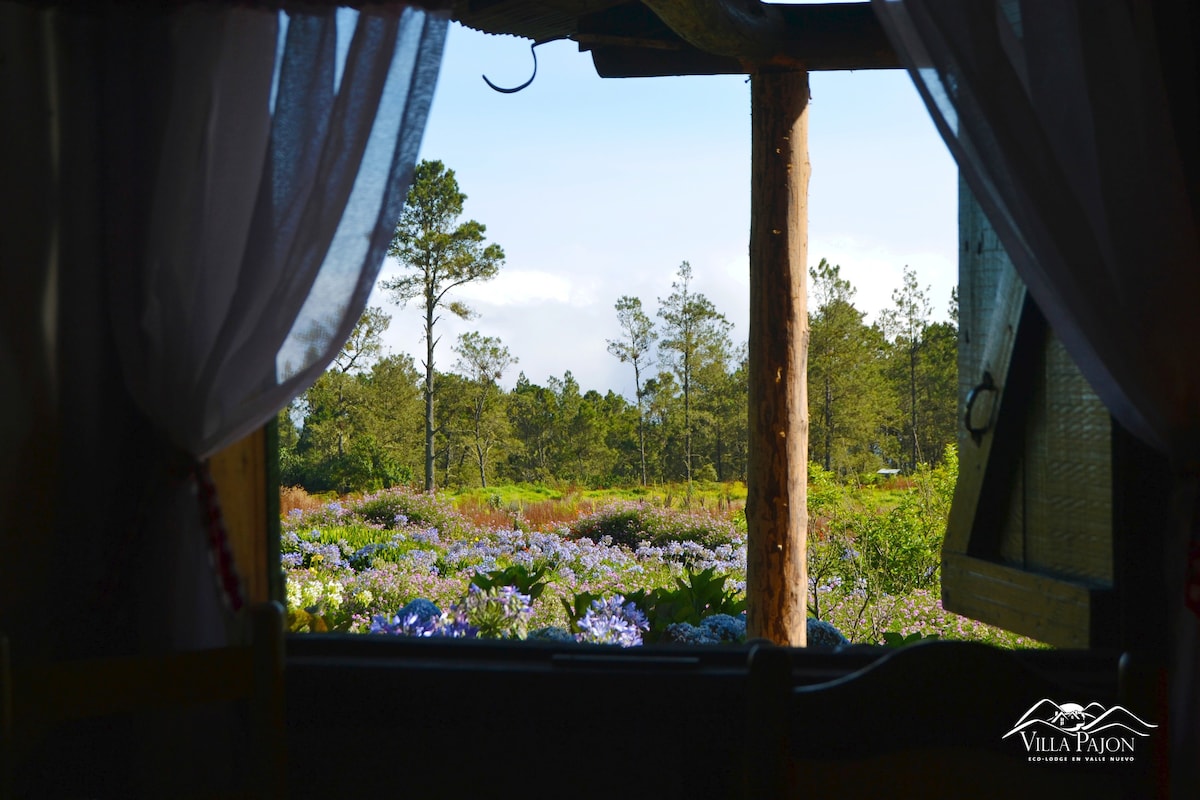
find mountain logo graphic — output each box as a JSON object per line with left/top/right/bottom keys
{"left": 1004, "top": 699, "right": 1157, "bottom": 760}
{"left": 1004, "top": 699, "right": 1157, "bottom": 739}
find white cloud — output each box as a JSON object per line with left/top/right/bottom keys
{"left": 809, "top": 233, "right": 956, "bottom": 326}
{"left": 455, "top": 269, "right": 576, "bottom": 307}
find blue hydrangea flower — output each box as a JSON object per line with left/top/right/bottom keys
{"left": 807, "top": 617, "right": 850, "bottom": 647}
{"left": 399, "top": 598, "right": 442, "bottom": 626}
{"left": 527, "top": 626, "right": 575, "bottom": 642}
{"left": 699, "top": 613, "right": 746, "bottom": 642}
{"left": 665, "top": 623, "right": 720, "bottom": 645}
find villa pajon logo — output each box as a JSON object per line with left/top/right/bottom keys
{"left": 1003, "top": 699, "right": 1157, "bottom": 763}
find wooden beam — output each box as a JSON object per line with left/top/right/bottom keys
{"left": 632, "top": 1, "right": 898, "bottom": 72}
{"left": 640, "top": 0, "right": 801, "bottom": 68}
{"left": 590, "top": 46, "right": 748, "bottom": 78}
{"left": 746, "top": 69, "right": 809, "bottom": 646}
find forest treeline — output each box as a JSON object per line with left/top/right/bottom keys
{"left": 279, "top": 257, "right": 957, "bottom": 494}
{"left": 278, "top": 161, "right": 957, "bottom": 494}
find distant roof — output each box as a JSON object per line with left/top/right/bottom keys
{"left": 877, "top": 468, "right": 901, "bottom": 475}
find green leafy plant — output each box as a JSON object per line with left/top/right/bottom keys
{"left": 624, "top": 567, "right": 745, "bottom": 643}
{"left": 560, "top": 590, "right": 603, "bottom": 633}
{"left": 470, "top": 563, "right": 551, "bottom": 602}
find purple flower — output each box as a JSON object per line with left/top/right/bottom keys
{"left": 368, "top": 602, "right": 478, "bottom": 639}
{"left": 576, "top": 595, "right": 649, "bottom": 647}
{"left": 436, "top": 605, "right": 479, "bottom": 638}
{"left": 410, "top": 527, "right": 440, "bottom": 545}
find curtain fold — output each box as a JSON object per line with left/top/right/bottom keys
{"left": 872, "top": 0, "right": 1198, "bottom": 793}
{"left": 2, "top": 1, "right": 445, "bottom": 656}
{"left": 105, "top": 4, "right": 447, "bottom": 460}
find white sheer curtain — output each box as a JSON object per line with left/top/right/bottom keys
{"left": 107, "top": 4, "right": 447, "bottom": 461}
{"left": 1, "top": 1, "right": 446, "bottom": 652}
{"left": 872, "top": 0, "right": 1198, "bottom": 792}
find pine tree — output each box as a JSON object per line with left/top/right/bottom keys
{"left": 607, "top": 296, "right": 657, "bottom": 485}
{"left": 383, "top": 160, "right": 504, "bottom": 491}
{"left": 453, "top": 332, "right": 517, "bottom": 488}
{"left": 657, "top": 262, "right": 733, "bottom": 499}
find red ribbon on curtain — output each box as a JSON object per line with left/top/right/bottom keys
{"left": 192, "top": 460, "right": 246, "bottom": 613}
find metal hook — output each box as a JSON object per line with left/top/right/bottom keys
{"left": 483, "top": 40, "right": 543, "bottom": 94}
{"left": 964, "top": 371, "right": 998, "bottom": 445}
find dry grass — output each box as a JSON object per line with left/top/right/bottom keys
{"left": 452, "top": 495, "right": 601, "bottom": 531}
{"left": 279, "top": 483, "right": 745, "bottom": 532}
{"left": 280, "top": 485, "right": 327, "bottom": 517}
{"left": 879, "top": 475, "right": 916, "bottom": 492}
{"left": 521, "top": 497, "right": 600, "bottom": 530}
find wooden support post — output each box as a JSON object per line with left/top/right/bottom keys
{"left": 747, "top": 69, "right": 809, "bottom": 646}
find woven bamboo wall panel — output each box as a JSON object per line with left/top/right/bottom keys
{"left": 994, "top": 335, "right": 1112, "bottom": 584}
{"left": 1025, "top": 334, "right": 1112, "bottom": 582}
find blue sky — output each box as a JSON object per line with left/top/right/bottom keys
{"left": 370, "top": 21, "right": 958, "bottom": 399}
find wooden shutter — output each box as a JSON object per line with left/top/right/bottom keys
{"left": 942, "top": 179, "right": 1116, "bottom": 648}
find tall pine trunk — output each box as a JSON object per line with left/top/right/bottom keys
{"left": 635, "top": 366, "right": 648, "bottom": 486}
{"left": 823, "top": 377, "right": 833, "bottom": 472}
{"left": 424, "top": 301, "right": 436, "bottom": 492}
{"left": 683, "top": 351, "right": 693, "bottom": 504}
{"left": 909, "top": 342, "right": 919, "bottom": 471}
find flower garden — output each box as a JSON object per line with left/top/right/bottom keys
{"left": 283, "top": 449, "right": 1043, "bottom": 649}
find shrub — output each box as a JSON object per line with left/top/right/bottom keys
{"left": 349, "top": 488, "right": 477, "bottom": 539}
{"left": 568, "top": 502, "right": 738, "bottom": 550}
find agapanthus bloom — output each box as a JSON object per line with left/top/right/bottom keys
{"left": 435, "top": 604, "right": 479, "bottom": 638}
{"left": 461, "top": 584, "right": 532, "bottom": 639}
{"left": 369, "top": 611, "right": 440, "bottom": 637}
{"left": 575, "top": 594, "right": 648, "bottom": 647}
{"left": 368, "top": 598, "right": 479, "bottom": 639}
